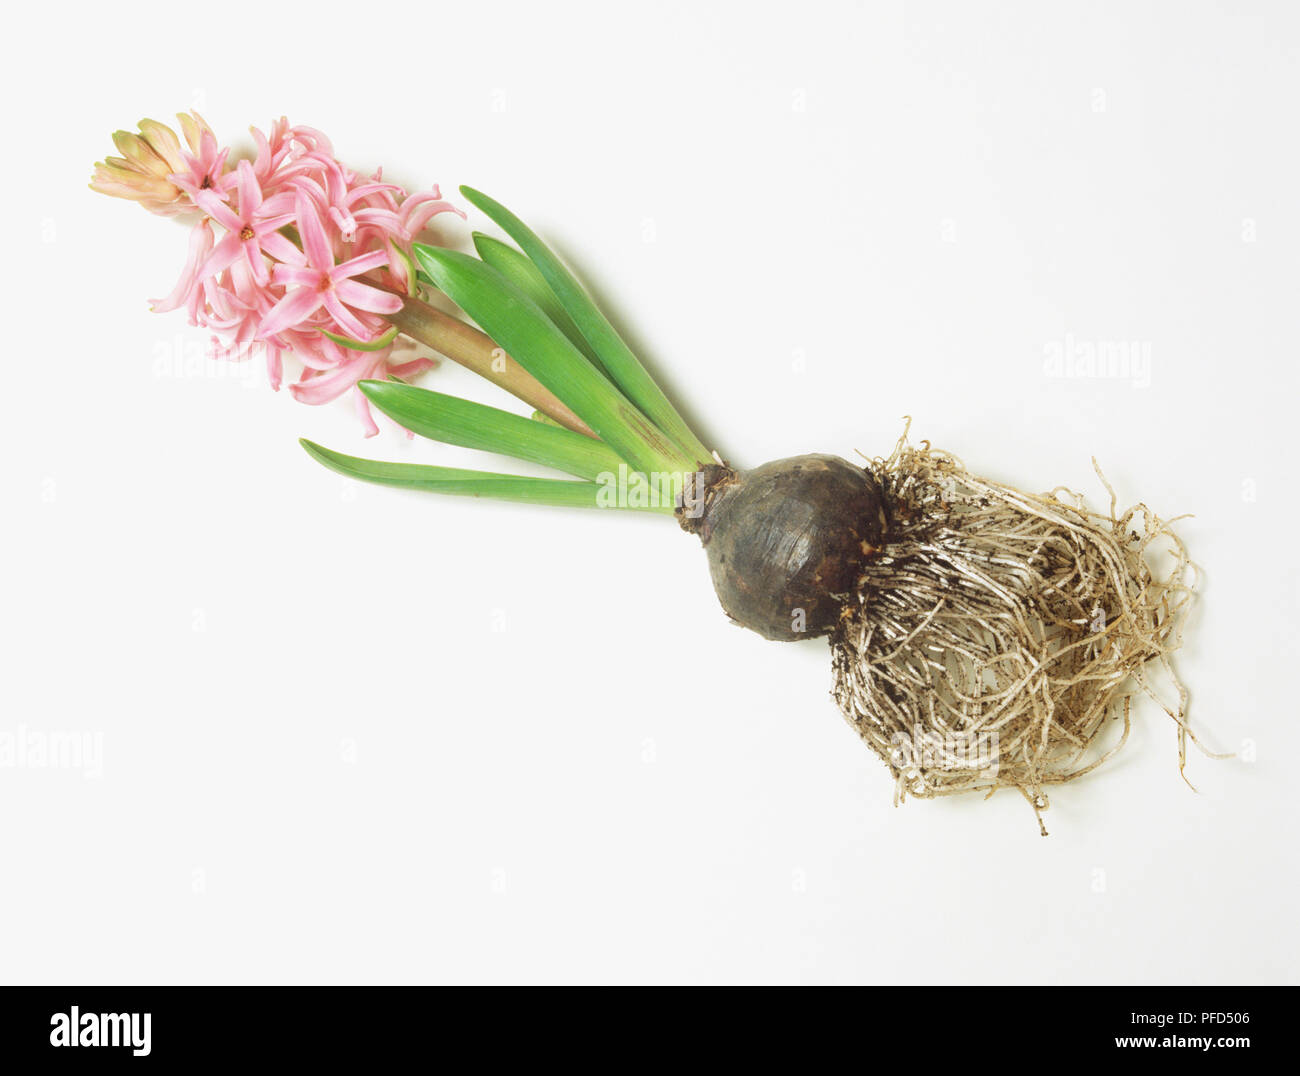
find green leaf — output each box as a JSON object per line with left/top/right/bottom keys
{"left": 472, "top": 232, "right": 608, "bottom": 376}
{"left": 300, "top": 439, "right": 673, "bottom": 512}
{"left": 459, "top": 186, "right": 712, "bottom": 466}
{"left": 357, "top": 380, "right": 624, "bottom": 482}
{"left": 413, "top": 244, "right": 691, "bottom": 476}
{"left": 320, "top": 325, "right": 400, "bottom": 352}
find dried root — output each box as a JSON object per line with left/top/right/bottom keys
{"left": 831, "top": 424, "right": 1211, "bottom": 833}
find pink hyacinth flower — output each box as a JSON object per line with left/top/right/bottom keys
{"left": 195, "top": 161, "right": 302, "bottom": 285}
{"left": 259, "top": 190, "right": 403, "bottom": 342}
{"left": 93, "top": 112, "right": 464, "bottom": 434}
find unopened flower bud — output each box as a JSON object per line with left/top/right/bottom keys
{"left": 89, "top": 111, "right": 222, "bottom": 217}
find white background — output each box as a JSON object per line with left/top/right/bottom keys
{"left": 2, "top": 1, "right": 1297, "bottom": 984}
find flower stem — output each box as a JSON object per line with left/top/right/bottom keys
{"left": 384, "top": 294, "right": 596, "bottom": 438}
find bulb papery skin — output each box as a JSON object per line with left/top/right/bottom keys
{"left": 683, "top": 454, "right": 887, "bottom": 641}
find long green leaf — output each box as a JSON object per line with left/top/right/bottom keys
{"left": 413, "top": 244, "right": 691, "bottom": 476}
{"left": 459, "top": 186, "right": 712, "bottom": 466}
{"left": 358, "top": 380, "right": 624, "bottom": 482}
{"left": 472, "top": 232, "right": 607, "bottom": 375}
{"left": 300, "top": 440, "right": 672, "bottom": 513}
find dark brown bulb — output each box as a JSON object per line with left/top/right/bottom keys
{"left": 682, "top": 454, "right": 886, "bottom": 641}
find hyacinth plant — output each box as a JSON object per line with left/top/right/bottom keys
{"left": 95, "top": 112, "right": 1209, "bottom": 833}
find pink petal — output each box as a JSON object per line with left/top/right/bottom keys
{"left": 194, "top": 189, "right": 243, "bottom": 232}
{"left": 332, "top": 248, "right": 390, "bottom": 279}
{"left": 321, "top": 290, "right": 371, "bottom": 339}
{"left": 401, "top": 193, "right": 465, "bottom": 237}
{"left": 344, "top": 182, "right": 403, "bottom": 207}
{"left": 271, "top": 264, "right": 324, "bottom": 288}
{"left": 290, "top": 125, "right": 335, "bottom": 157}
{"left": 252, "top": 212, "right": 296, "bottom": 234}
{"left": 353, "top": 387, "right": 381, "bottom": 437}
{"left": 149, "top": 220, "right": 214, "bottom": 313}
{"left": 328, "top": 204, "right": 358, "bottom": 242}
{"left": 296, "top": 334, "right": 343, "bottom": 371}
{"left": 259, "top": 190, "right": 297, "bottom": 217}
{"left": 260, "top": 230, "right": 307, "bottom": 266}
{"left": 266, "top": 345, "right": 283, "bottom": 391}
{"left": 295, "top": 189, "right": 334, "bottom": 270}
{"left": 388, "top": 356, "right": 436, "bottom": 379}
{"left": 333, "top": 279, "right": 403, "bottom": 315}
{"left": 259, "top": 286, "right": 324, "bottom": 339}
{"left": 197, "top": 231, "right": 245, "bottom": 280}
{"left": 351, "top": 207, "right": 403, "bottom": 231}
{"left": 289, "top": 358, "right": 367, "bottom": 405}
{"left": 241, "top": 236, "right": 269, "bottom": 285}
{"left": 235, "top": 159, "right": 262, "bottom": 214}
